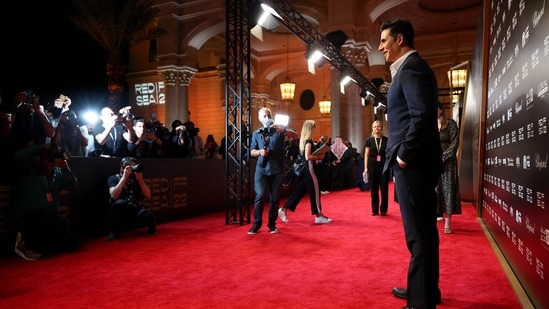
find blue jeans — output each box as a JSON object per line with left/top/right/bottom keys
{"left": 252, "top": 170, "right": 283, "bottom": 229}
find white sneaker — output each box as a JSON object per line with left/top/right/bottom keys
{"left": 278, "top": 208, "right": 288, "bottom": 223}
{"left": 315, "top": 215, "right": 332, "bottom": 224}
{"left": 14, "top": 232, "right": 42, "bottom": 260}
{"left": 437, "top": 217, "right": 444, "bottom": 221}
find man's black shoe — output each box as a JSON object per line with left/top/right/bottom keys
{"left": 392, "top": 287, "right": 442, "bottom": 304}
{"left": 392, "top": 287, "right": 407, "bottom": 299}
{"left": 247, "top": 227, "right": 259, "bottom": 235}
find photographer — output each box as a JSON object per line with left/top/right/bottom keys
{"left": 248, "top": 107, "right": 297, "bottom": 234}
{"left": 47, "top": 94, "right": 72, "bottom": 129}
{"left": 166, "top": 120, "right": 189, "bottom": 158}
{"left": 7, "top": 90, "right": 55, "bottom": 152}
{"left": 13, "top": 144, "right": 79, "bottom": 260}
{"left": 93, "top": 106, "right": 135, "bottom": 157}
{"left": 107, "top": 157, "right": 156, "bottom": 241}
{"left": 53, "top": 110, "right": 89, "bottom": 157}
{"left": 182, "top": 121, "right": 204, "bottom": 159}
{"left": 128, "top": 117, "right": 163, "bottom": 157}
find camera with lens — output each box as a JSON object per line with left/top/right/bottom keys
{"left": 17, "top": 102, "right": 34, "bottom": 116}
{"left": 182, "top": 121, "right": 200, "bottom": 137}
{"left": 144, "top": 121, "right": 156, "bottom": 134}
{"left": 259, "top": 126, "right": 276, "bottom": 138}
{"left": 61, "top": 110, "right": 78, "bottom": 127}
{"left": 131, "top": 163, "right": 144, "bottom": 173}
{"left": 116, "top": 111, "right": 134, "bottom": 124}
{"left": 187, "top": 127, "right": 199, "bottom": 137}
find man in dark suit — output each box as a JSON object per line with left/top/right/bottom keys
{"left": 379, "top": 19, "right": 443, "bottom": 309}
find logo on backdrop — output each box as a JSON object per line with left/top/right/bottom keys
{"left": 135, "top": 82, "right": 166, "bottom": 106}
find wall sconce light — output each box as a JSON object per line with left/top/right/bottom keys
{"left": 318, "top": 67, "right": 331, "bottom": 117}
{"left": 280, "top": 77, "right": 296, "bottom": 104}
{"left": 447, "top": 62, "right": 468, "bottom": 105}
{"left": 319, "top": 99, "right": 331, "bottom": 116}
{"left": 448, "top": 68, "right": 467, "bottom": 89}
{"left": 280, "top": 34, "right": 296, "bottom": 105}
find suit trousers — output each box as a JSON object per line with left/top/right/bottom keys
{"left": 393, "top": 165, "right": 440, "bottom": 309}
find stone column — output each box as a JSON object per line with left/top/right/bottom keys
{"left": 330, "top": 46, "right": 373, "bottom": 149}
{"left": 157, "top": 67, "right": 197, "bottom": 126}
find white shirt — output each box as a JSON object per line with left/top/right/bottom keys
{"left": 389, "top": 50, "right": 417, "bottom": 79}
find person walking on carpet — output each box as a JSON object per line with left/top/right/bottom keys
{"left": 278, "top": 120, "right": 332, "bottom": 224}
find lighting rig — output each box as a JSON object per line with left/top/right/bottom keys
{"left": 252, "top": 0, "right": 385, "bottom": 107}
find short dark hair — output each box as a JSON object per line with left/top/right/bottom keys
{"left": 120, "top": 157, "right": 138, "bottom": 168}
{"left": 171, "top": 120, "right": 182, "bottom": 130}
{"left": 133, "top": 117, "right": 146, "bottom": 126}
{"left": 380, "top": 19, "right": 415, "bottom": 49}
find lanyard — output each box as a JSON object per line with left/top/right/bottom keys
{"left": 109, "top": 126, "right": 117, "bottom": 143}
{"left": 374, "top": 137, "right": 381, "bottom": 152}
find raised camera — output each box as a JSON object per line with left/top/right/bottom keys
{"left": 131, "top": 163, "right": 144, "bottom": 173}
{"left": 117, "top": 111, "right": 134, "bottom": 123}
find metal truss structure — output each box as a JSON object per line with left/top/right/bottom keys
{"left": 224, "top": 0, "right": 384, "bottom": 225}
{"left": 261, "top": 0, "right": 383, "bottom": 100}
{"left": 225, "top": 0, "right": 252, "bottom": 225}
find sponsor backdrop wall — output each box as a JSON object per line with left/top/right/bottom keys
{"left": 482, "top": 1, "right": 548, "bottom": 307}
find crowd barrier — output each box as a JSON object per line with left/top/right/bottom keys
{"left": 0, "top": 157, "right": 226, "bottom": 253}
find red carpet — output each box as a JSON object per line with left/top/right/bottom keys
{"left": 0, "top": 183, "right": 522, "bottom": 308}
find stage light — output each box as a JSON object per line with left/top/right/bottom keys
{"left": 305, "top": 44, "right": 327, "bottom": 74}
{"left": 359, "top": 88, "right": 375, "bottom": 107}
{"left": 374, "top": 102, "right": 386, "bottom": 114}
{"left": 339, "top": 74, "right": 355, "bottom": 94}
{"left": 250, "top": 0, "right": 281, "bottom": 40}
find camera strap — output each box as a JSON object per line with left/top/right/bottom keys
{"left": 109, "top": 127, "right": 117, "bottom": 143}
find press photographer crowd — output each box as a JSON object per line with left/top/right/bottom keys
{"left": 0, "top": 89, "right": 361, "bottom": 260}
{"left": 0, "top": 89, "right": 218, "bottom": 260}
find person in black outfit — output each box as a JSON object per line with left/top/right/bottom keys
{"left": 278, "top": 120, "right": 332, "bottom": 224}
{"left": 7, "top": 90, "right": 55, "bottom": 152}
{"left": 12, "top": 144, "right": 79, "bottom": 260}
{"left": 127, "top": 117, "right": 163, "bottom": 157}
{"left": 106, "top": 157, "right": 156, "bottom": 240}
{"left": 363, "top": 120, "right": 389, "bottom": 215}
{"left": 380, "top": 19, "right": 443, "bottom": 308}
{"left": 93, "top": 107, "right": 135, "bottom": 157}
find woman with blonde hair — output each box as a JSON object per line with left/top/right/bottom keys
{"left": 364, "top": 120, "right": 389, "bottom": 215}
{"left": 278, "top": 120, "right": 332, "bottom": 224}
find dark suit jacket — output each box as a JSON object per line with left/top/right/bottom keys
{"left": 383, "top": 52, "right": 442, "bottom": 180}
